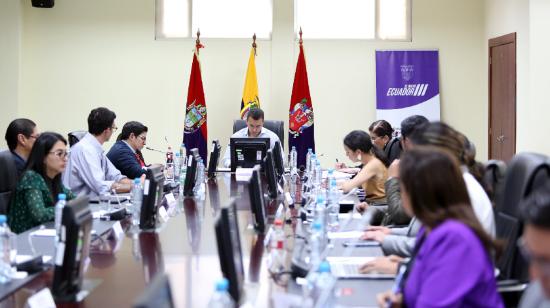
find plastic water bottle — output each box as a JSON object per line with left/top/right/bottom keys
{"left": 269, "top": 220, "right": 286, "bottom": 273}
{"left": 315, "top": 160, "right": 322, "bottom": 188}
{"left": 327, "top": 168, "right": 335, "bottom": 184}
{"left": 327, "top": 179, "right": 340, "bottom": 231}
{"left": 195, "top": 158, "right": 206, "bottom": 198}
{"left": 313, "top": 261, "right": 336, "bottom": 306}
{"left": 314, "top": 194, "right": 327, "bottom": 228}
{"left": 290, "top": 146, "right": 298, "bottom": 175}
{"left": 305, "top": 148, "right": 313, "bottom": 174}
{"left": 165, "top": 146, "right": 174, "bottom": 182}
{"left": 309, "top": 221, "right": 323, "bottom": 272}
{"left": 0, "top": 216, "right": 12, "bottom": 284}
{"left": 174, "top": 153, "right": 181, "bottom": 180}
{"left": 179, "top": 143, "right": 186, "bottom": 165}
{"left": 207, "top": 278, "right": 235, "bottom": 308}
{"left": 131, "top": 178, "right": 143, "bottom": 226}
{"left": 55, "top": 193, "right": 66, "bottom": 238}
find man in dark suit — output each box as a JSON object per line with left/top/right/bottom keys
{"left": 107, "top": 121, "right": 148, "bottom": 179}
{"left": 4, "top": 118, "right": 40, "bottom": 176}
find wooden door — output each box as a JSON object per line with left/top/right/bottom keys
{"left": 489, "top": 33, "right": 516, "bottom": 161}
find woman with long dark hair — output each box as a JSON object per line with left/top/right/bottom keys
{"left": 8, "top": 132, "right": 75, "bottom": 234}
{"left": 378, "top": 147, "right": 502, "bottom": 307}
{"left": 368, "top": 119, "right": 402, "bottom": 164}
{"left": 338, "top": 130, "right": 389, "bottom": 204}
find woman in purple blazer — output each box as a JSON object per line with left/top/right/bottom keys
{"left": 378, "top": 146, "right": 503, "bottom": 308}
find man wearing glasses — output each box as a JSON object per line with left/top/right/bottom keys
{"left": 107, "top": 121, "right": 148, "bottom": 179}
{"left": 63, "top": 107, "right": 132, "bottom": 197}
{"left": 3, "top": 118, "right": 40, "bottom": 176}
{"left": 519, "top": 188, "right": 550, "bottom": 307}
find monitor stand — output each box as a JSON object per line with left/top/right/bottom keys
{"left": 54, "top": 279, "right": 102, "bottom": 303}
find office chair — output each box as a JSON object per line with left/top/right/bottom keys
{"left": 68, "top": 130, "right": 87, "bottom": 147}
{"left": 495, "top": 153, "right": 550, "bottom": 306}
{"left": 232, "top": 119, "right": 285, "bottom": 150}
{"left": 483, "top": 160, "right": 507, "bottom": 206}
{"left": 0, "top": 151, "right": 18, "bottom": 215}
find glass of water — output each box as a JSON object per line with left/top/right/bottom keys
{"left": 99, "top": 192, "right": 111, "bottom": 212}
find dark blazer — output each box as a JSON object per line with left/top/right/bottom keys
{"left": 384, "top": 137, "right": 402, "bottom": 165}
{"left": 106, "top": 141, "right": 146, "bottom": 179}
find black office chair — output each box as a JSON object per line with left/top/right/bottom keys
{"left": 233, "top": 119, "right": 285, "bottom": 151}
{"left": 495, "top": 153, "right": 550, "bottom": 306}
{"left": 483, "top": 160, "right": 507, "bottom": 207}
{"left": 68, "top": 130, "right": 87, "bottom": 147}
{"left": 0, "top": 151, "right": 18, "bottom": 215}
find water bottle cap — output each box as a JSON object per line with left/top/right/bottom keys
{"left": 316, "top": 194, "right": 325, "bottom": 204}
{"left": 292, "top": 146, "right": 296, "bottom": 150}
{"left": 328, "top": 168, "right": 334, "bottom": 174}
{"left": 316, "top": 160, "right": 321, "bottom": 166}
{"left": 308, "top": 148, "right": 312, "bottom": 152}
{"left": 0, "top": 215, "right": 6, "bottom": 224}
{"left": 215, "top": 278, "right": 229, "bottom": 291}
{"left": 312, "top": 221, "right": 322, "bottom": 230}
{"left": 134, "top": 178, "right": 140, "bottom": 184}
{"left": 319, "top": 261, "right": 331, "bottom": 273}
{"left": 58, "top": 193, "right": 66, "bottom": 200}
{"left": 175, "top": 153, "right": 180, "bottom": 157}
{"left": 330, "top": 179, "right": 337, "bottom": 187}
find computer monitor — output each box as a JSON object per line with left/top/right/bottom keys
{"left": 264, "top": 149, "right": 278, "bottom": 199}
{"left": 214, "top": 199, "right": 245, "bottom": 303}
{"left": 133, "top": 273, "right": 174, "bottom": 308}
{"left": 207, "top": 139, "right": 221, "bottom": 179}
{"left": 230, "top": 137, "right": 270, "bottom": 172}
{"left": 183, "top": 148, "right": 199, "bottom": 196}
{"left": 248, "top": 165, "right": 267, "bottom": 233}
{"left": 52, "top": 196, "right": 93, "bottom": 302}
{"left": 140, "top": 165, "right": 165, "bottom": 230}
{"left": 272, "top": 140, "right": 285, "bottom": 180}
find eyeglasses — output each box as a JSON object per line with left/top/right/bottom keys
{"left": 49, "top": 150, "right": 70, "bottom": 159}
{"left": 110, "top": 126, "right": 118, "bottom": 132}
{"left": 138, "top": 135, "right": 147, "bottom": 142}
{"left": 518, "top": 237, "right": 550, "bottom": 277}
{"left": 371, "top": 135, "right": 381, "bottom": 142}
{"left": 28, "top": 134, "right": 40, "bottom": 140}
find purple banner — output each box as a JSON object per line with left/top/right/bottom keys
{"left": 375, "top": 50, "right": 440, "bottom": 127}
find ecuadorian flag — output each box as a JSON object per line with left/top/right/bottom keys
{"left": 240, "top": 48, "right": 260, "bottom": 119}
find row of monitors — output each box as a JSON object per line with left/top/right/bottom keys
{"left": 52, "top": 138, "right": 284, "bottom": 303}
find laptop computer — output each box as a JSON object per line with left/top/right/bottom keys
{"left": 327, "top": 257, "right": 396, "bottom": 279}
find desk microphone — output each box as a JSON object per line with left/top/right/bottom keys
{"left": 145, "top": 146, "right": 167, "bottom": 154}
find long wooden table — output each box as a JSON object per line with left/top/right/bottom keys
{"left": 1, "top": 173, "right": 393, "bottom": 307}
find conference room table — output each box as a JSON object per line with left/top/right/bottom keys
{"left": 0, "top": 173, "right": 393, "bottom": 307}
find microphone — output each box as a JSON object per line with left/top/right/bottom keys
{"left": 145, "top": 146, "right": 167, "bottom": 154}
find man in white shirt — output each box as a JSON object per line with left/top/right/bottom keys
{"left": 63, "top": 107, "right": 133, "bottom": 197}
{"left": 222, "top": 108, "right": 284, "bottom": 168}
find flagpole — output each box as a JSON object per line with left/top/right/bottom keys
{"left": 299, "top": 27, "right": 303, "bottom": 46}
{"left": 195, "top": 29, "right": 204, "bottom": 54}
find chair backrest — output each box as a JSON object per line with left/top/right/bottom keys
{"left": 232, "top": 119, "right": 285, "bottom": 150}
{"left": 495, "top": 152, "right": 550, "bottom": 281}
{"left": 68, "top": 130, "right": 87, "bottom": 147}
{"left": 0, "top": 151, "right": 18, "bottom": 215}
{"left": 483, "top": 160, "right": 507, "bottom": 206}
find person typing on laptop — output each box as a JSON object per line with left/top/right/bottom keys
{"left": 63, "top": 107, "right": 132, "bottom": 197}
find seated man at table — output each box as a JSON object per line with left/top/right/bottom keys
{"left": 107, "top": 121, "right": 148, "bottom": 179}
{"left": 4, "top": 118, "right": 40, "bottom": 177}
{"left": 63, "top": 107, "right": 132, "bottom": 197}
{"left": 222, "top": 108, "right": 285, "bottom": 168}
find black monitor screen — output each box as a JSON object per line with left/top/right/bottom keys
{"left": 248, "top": 165, "right": 266, "bottom": 233}
{"left": 183, "top": 148, "right": 199, "bottom": 196}
{"left": 208, "top": 140, "right": 221, "bottom": 179}
{"left": 140, "top": 165, "right": 165, "bottom": 230}
{"left": 264, "top": 149, "right": 278, "bottom": 199}
{"left": 52, "top": 196, "right": 93, "bottom": 302}
{"left": 230, "top": 137, "right": 270, "bottom": 172}
{"left": 214, "top": 200, "right": 244, "bottom": 303}
{"left": 272, "top": 140, "right": 284, "bottom": 180}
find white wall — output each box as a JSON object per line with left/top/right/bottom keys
{"left": 18, "top": 0, "right": 488, "bottom": 165}
{"left": 528, "top": 0, "right": 550, "bottom": 155}
{"left": 0, "top": 0, "right": 22, "bottom": 150}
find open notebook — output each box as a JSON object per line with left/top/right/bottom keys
{"left": 327, "top": 257, "right": 396, "bottom": 279}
